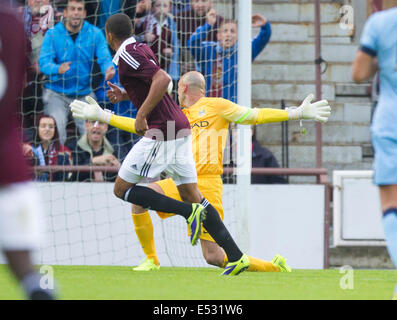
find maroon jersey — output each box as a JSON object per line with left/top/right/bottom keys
{"left": 113, "top": 37, "right": 190, "bottom": 140}
{"left": 0, "top": 7, "right": 31, "bottom": 185}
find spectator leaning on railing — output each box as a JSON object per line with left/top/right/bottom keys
{"left": 187, "top": 9, "right": 271, "bottom": 102}
{"left": 69, "top": 120, "right": 121, "bottom": 182}
{"left": 39, "top": 0, "right": 115, "bottom": 145}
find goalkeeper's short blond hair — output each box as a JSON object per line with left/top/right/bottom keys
{"left": 181, "top": 71, "right": 206, "bottom": 93}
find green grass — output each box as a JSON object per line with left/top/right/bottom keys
{"left": 1, "top": 265, "right": 396, "bottom": 300}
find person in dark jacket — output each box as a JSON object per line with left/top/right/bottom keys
{"left": 251, "top": 127, "right": 287, "bottom": 184}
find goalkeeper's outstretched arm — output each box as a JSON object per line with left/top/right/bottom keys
{"left": 220, "top": 94, "right": 331, "bottom": 125}
{"left": 70, "top": 96, "right": 137, "bottom": 134}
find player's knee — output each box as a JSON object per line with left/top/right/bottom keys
{"left": 114, "top": 182, "right": 132, "bottom": 201}
{"left": 113, "top": 184, "right": 124, "bottom": 200}
{"left": 147, "top": 182, "right": 164, "bottom": 195}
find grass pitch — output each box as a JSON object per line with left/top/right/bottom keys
{"left": 0, "top": 265, "right": 396, "bottom": 300}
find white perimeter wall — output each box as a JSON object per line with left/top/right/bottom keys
{"left": 9, "top": 182, "right": 324, "bottom": 269}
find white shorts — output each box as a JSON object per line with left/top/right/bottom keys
{"left": 118, "top": 135, "right": 197, "bottom": 186}
{"left": 0, "top": 182, "right": 44, "bottom": 251}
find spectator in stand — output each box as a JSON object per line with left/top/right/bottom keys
{"left": 172, "top": 0, "right": 190, "bottom": 15}
{"left": 251, "top": 127, "right": 287, "bottom": 184}
{"left": 175, "top": 0, "right": 223, "bottom": 74}
{"left": 85, "top": 0, "right": 139, "bottom": 32}
{"left": 70, "top": 120, "right": 121, "bottom": 182}
{"left": 39, "top": 0, "right": 115, "bottom": 146}
{"left": 187, "top": 9, "right": 271, "bottom": 102}
{"left": 23, "top": 115, "right": 73, "bottom": 182}
{"left": 19, "top": 0, "right": 55, "bottom": 134}
{"left": 134, "top": 0, "right": 180, "bottom": 88}
{"left": 21, "top": 0, "right": 54, "bottom": 73}
{"left": 176, "top": 0, "right": 222, "bottom": 48}
{"left": 134, "top": 0, "right": 151, "bottom": 24}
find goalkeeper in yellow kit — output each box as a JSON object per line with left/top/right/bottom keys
{"left": 70, "top": 71, "right": 330, "bottom": 273}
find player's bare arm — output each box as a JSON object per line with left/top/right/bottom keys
{"left": 135, "top": 68, "right": 172, "bottom": 135}
{"left": 352, "top": 50, "right": 378, "bottom": 83}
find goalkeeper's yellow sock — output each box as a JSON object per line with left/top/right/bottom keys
{"left": 132, "top": 211, "right": 159, "bottom": 266}
{"left": 221, "top": 254, "right": 280, "bottom": 272}
{"left": 221, "top": 254, "right": 228, "bottom": 268}
{"left": 247, "top": 256, "right": 280, "bottom": 272}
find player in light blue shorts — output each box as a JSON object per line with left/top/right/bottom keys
{"left": 353, "top": 6, "right": 397, "bottom": 299}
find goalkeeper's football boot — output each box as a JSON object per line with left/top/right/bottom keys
{"left": 221, "top": 254, "right": 250, "bottom": 276}
{"left": 187, "top": 203, "right": 207, "bottom": 246}
{"left": 271, "top": 254, "right": 292, "bottom": 272}
{"left": 133, "top": 258, "right": 160, "bottom": 271}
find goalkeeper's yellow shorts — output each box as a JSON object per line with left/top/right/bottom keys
{"left": 155, "top": 175, "right": 224, "bottom": 243}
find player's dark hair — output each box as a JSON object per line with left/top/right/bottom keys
{"left": 105, "top": 13, "right": 134, "bottom": 41}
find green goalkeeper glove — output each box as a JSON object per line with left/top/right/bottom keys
{"left": 69, "top": 96, "right": 113, "bottom": 123}
{"left": 286, "top": 94, "right": 331, "bottom": 123}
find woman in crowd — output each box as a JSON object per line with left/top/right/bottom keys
{"left": 24, "top": 115, "right": 73, "bottom": 181}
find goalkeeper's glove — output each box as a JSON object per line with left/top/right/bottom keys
{"left": 70, "top": 96, "right": 112, "bottom": 124}
{"left": 286, "top": 94, "right": 331, "bottom": 123}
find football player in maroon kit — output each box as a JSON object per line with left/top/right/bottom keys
{"left": 0, "top": 4, "right": 57, "bottom": 299}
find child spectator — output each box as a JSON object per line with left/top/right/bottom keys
{"left": 187, "top": 10, "right": 271, "bottom": 102}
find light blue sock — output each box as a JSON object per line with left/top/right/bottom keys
{"left": 383, "top": 208, "right": 397, "bottom": 267}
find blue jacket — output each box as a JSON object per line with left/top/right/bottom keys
{"left": 39, "top": 21, "right": 114, "bottom": 96}
{"left": 188, "top": 22, "right": 271, "bottom": 102}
